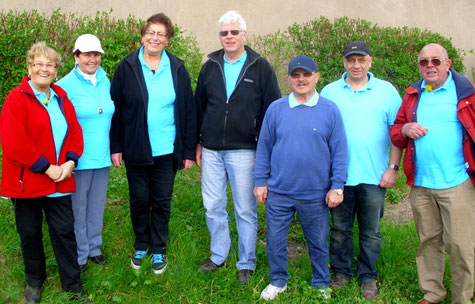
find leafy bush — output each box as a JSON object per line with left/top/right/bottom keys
{"left": 250, "top": 16, "right": 467, "bottom": 95}
{"left": 0, "top": 9, "right": 203, "bottom": 104}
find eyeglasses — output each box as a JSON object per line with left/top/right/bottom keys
{"left": 418, "top": 58, "right": 448, "bottom": 67}
{"left": 144, "top": 31, "right": 168, "bottom": 39}
{"left": 31, "top": 62, "right": 56, "bottom": 70}
{"left": 219, "top": 30, "right": 244, "bottom": 37}
{"left": 290, "top": 71, "right": 314, "bottom": 79}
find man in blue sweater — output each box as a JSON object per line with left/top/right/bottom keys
{"left": 254, "top": 55, "right": 348, "bottom": 301}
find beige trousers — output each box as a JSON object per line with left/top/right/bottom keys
{"left": 410, "top": 178, "right": 475, "bottom": 304}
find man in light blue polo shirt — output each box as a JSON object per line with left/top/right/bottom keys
{"left": 320, "top": 41, "right": 403, "bottom": 299}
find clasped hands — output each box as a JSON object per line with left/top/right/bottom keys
{"left": 45, "top": 161, "right": 75, "bottom": 182}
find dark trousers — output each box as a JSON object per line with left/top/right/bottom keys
{"left": 13, "top": 196, "right": 82, "bottom": 292}
{"left": 125, "top": 154, "right": 177, "bottom": 254}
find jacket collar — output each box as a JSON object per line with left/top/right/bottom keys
{"left": 20, "top": 76, "right": 67, "bottom": 99}
{"left": 207, "top": 45, "right": 260, "bottom": 65}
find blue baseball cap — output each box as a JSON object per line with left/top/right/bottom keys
{"left": 288, "top": 55, "right": 317, "bottom": 74}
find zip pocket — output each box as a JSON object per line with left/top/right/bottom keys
{"left": 19, "top": 167, "right": 24, "bottom": 193}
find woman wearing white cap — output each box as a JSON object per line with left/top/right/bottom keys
{"left": 57, "top": 34, "right": 114, "bottom": 272}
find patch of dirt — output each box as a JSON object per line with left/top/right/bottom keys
{"left": 384, "top": 198, "right": 413, "bottom": 224}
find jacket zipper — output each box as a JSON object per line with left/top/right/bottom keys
{"left": 208, "top": 54, "right": 260, "bottom": 146}
{"left": 19, "top": 168, "right": 24, "bottom": 193}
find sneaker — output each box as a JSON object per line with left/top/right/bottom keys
{"left": 331, "top": 275, "right": 348, "bottom": 289}
{"left": 79, "top": 264, "right": 89, "bottom": 274}
{"left": 130, "top": 250, "right": 147, "bottom": 269}
{"left": 24, "top": 285, "right": 41, "bottom": 304}
{"left": 319, "top": 288, "right": 331, "bottom": 299}
{"left": 237, "top": 269, "right": 253, "bottom": 285}
{"left": 361, "top": 279, "right": 378, "bottom": 299}
{"left": 198, "top": 258, "right": 224, "bottom": 274}
{"left": 260, "top": 284, "right": 287, "bottom": 300}
{"left": 151, "top": 254, "right": 167, "bottom": 274}
{"left": 89, "top": 255, "right": 107, "bottom": 265}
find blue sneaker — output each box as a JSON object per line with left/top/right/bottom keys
{"left": 151, "top": 254, "right": 167, "bottom": 274}
{"left": 130, "top": 250, "right": 147, "bottom": 269}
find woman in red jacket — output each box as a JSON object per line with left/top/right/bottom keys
{"left": 0, "top": 42, "right": 87, "bottom": 303}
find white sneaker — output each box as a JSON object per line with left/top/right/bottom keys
{"left": 261, "top": 284, "right": 287, "bottom": 300}
{"left": 319, "top": 288, "right": 331, "bottom": 299}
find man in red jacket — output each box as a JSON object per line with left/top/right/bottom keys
{"left": 390, "top": 43, "right": 475, "bottom": 304}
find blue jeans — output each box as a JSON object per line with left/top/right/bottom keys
{"left": 201, "top": 148, "right": 257, "bottom": 270}
{"left": 329, "top": 184, "right": 386, "bottom": 283}
{"left": 266, "top": 191, "right": 330, "bottom": 288}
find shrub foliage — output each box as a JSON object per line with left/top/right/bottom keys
{"left": 0, "top": 9, "right": 203, "bottom": 104}
{"left": 250, "top": 16, "right": 467, "bottom": 95}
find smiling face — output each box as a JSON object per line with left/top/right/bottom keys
{"left": 219, "top": 22, "right": 247, "bottom": 58}
{"left": 141, "top": 22, "right": 169, "bottom": 56}
{"left": 75, "top": 52, "right": 101, "bottom": 75}
{"left": 343, "top": 54, "right": 372, "bottom": 83}
{"left": 28, "top": 55, "right": 57, "bottom": 92}
{"left": 287, "top": 68, "right": 320, "bottom": 101}
{"left": 418, "top": 44, "right": 451, "bottom": 90}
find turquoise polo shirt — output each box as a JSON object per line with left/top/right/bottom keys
{"left": 224, "top": 51, "right": 247, "bottom": 99}
{"left": 56, "top": 66, "right": 114, "bottom": 170}
{"left": 415, "top": 71, "right": 468, "bottom": 189}
{"left": 139, "top": 47, "right": 176, "bottom": 157}
{"left": 29, "top": 81, "right": 69, "bottom": 197}
{"left": 320, "top": 72, "right": 401, "bottom": 186}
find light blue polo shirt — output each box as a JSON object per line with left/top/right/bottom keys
{"left": 29, "top": 81, "right": 69, "bottom": 197}
{"left": 224, "top": 51, "right": 247, "bottom": 99}
{"left": 288, "top": 90, "right": 319, "bottom": 108}
{"left": 56, "top": 66, "right": 114, "bottom": 170}
{"left": 415, "top": 71, "right": 468, "bottom": 189}
{"left": 320, "top": 72, "right": 401, "bottom": 186}
{"left": 139, "top": 47, "right": 176, "bottom": 157}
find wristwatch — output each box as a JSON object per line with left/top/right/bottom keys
{"left": 331, "top": 189, "right": 343, "bottom": 195}
{"left": 389, "top": 164, "right": 399, "bottom": 171}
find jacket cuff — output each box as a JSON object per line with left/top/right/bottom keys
{"left": 66, "top": 152, "right": 79, "bottom": 168}
{"left": 183, "top": 150, "right": 196, "bottom": 161}
{"left": 255, "top": 178, "right": 267, "bottom": 187}
{"left": 31, "top": 156, "right": 50, "bottom": 173}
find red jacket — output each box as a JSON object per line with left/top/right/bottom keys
{"left": 390, "top": 69, "right": 475, "bottom": 186}
{"left": 0, "top": 77, "right": 84, "bottom": 198}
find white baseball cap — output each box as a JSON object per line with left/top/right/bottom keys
{"left": 73, "top": 34, "right": 104, "bottom": 54}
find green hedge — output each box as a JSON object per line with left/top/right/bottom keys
{"left": 0, "top": 9, "right": 203, "bottom": 104}
{"left": 250, "top": 16, "right": 467, "bottom": 95}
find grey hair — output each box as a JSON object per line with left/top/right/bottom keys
{"left": 418, "top": 43, "right": 449, "bottom": 60}
{"left": 218, "top": 10, "right": 246, "bottom": 31}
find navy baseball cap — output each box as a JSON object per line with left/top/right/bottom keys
{"left": 343, "top": 41, "right": 371, "bottom": 57}
{"left": 288, "top": 55, "right": 317, "bottom": 74}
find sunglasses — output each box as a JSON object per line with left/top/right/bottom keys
{"left": 290, "top": 72, "right": 313, "bottom": 79}
{"left": 219, "top": 30, "right": 243, "bottom": 36}
{"left": 418, "top": 58, "right": 447, "bottom": 67}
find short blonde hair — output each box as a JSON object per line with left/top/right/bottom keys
{"left": 27, "top": 42, "right": 62, "bottom": 69}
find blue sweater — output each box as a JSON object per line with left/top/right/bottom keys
{"left": 254, "top": 95, "right": 347, "bottom": 200}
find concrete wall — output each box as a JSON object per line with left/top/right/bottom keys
{"left": 2, "top": 0, "right": 474, "bottom": 80}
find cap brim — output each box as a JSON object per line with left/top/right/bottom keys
{"left": 344, "top": 51, "right": 370, "bottom": 57}
{"left": 73, "top": 47, "right": 105, "bottom": 54}
{"left": 289, "top": 65, "right": 316, "bottom": 73}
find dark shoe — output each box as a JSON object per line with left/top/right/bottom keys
{"left": 331, "top": 275, "right": 349, "bottom": 289}
{"left": 130, "top": 250, "right": 147, "bottom": 270}
{"left": 198, "top": 258, "right": 224, "bottom": 274}
{"left": 237, "top": 269, "right": 254, "bottom": 285}
{"left": 69, "top": 292, "right": 91, "bottom": 303}
{"left": 361, "top": 279, "right": 378, "bottom": 299}
{"left": 24, "top": 285, "right": 41, "bottom": 304}
{"left": 415, "top": 299, "right": 437, "bottom": 304}
{"left": 79, "top": 264, "right": 89, "bottom": 274}
{"left": 88, "top": 255, "right": 107, "bottom": 265}
{"left": 151, "top": 254, "right": 167, "bottom": 274}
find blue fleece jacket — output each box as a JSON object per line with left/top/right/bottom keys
{"left": 254, "top": 95, "right": 347, "bottom": 200}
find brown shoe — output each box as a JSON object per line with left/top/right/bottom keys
{"left": 331, "top": 275, "right": 349, "bottom": 289}
{"left": 198, "top": 258, "right": 224, "bottom": 274}
{"left": 361, "top": 279, "right": 378, "bottom": 299}
{"left": 415, "top": 299, "right": 437, "bottom": 304}
{"left": 237, "top": 269, "right": 254, "bottom": 285}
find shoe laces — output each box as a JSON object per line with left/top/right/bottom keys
{"left": 133, "top": 250, "right": 147, "bottom": 259}
{"left": 152, "top": 254, "right": 164, "bottom": 263}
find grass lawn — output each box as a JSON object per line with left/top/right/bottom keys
{"left": 0, "top": 166, "right": 456, "bottom": 303}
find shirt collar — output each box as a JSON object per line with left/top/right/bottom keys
{"left": 340, "top": 71, "right": 374, "bottom": 91}
{"left": 138, "top": 46, "right": 170, "bottom": 73}
{"left": 288, "top": 90, "right": 319, "bottom": 108}
{"left": 223, "top": 51, "right": 247, "bottom": 65}
{"left": 28, "top": 80, "right": 58, "bottom": 105}
{"left": 421, "top": 70, "right": 453, "bottom": 92}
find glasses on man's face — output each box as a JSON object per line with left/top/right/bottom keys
{"left": 219, "top": 30, "right": 243, "bottom": 37}
{"left": 418, "top": 58, "right": 447, "bottom": 67}
{"left": 144, "top": 31, "right": 168, "bottom": 39}
{"left": 290, "top": 71, "right": 313, "bottom": 79}
{"left": 32, "top": 62, "right": 56, "bottom": 70}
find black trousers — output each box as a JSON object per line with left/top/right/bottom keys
{"left": 125, "top": 154, "right": 177, "bottom": 254}
{"left": 13, "top": 195, "right": 82, "bottom": 292}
